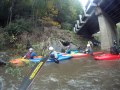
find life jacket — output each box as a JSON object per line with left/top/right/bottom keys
{"left": 50, "top": 54, "right": 55, "bottom": 58}
{"left": 26, "top": 52, "right": 31, "bottom": 59}
{"left": 49, "top": 51, "right": 58, "bottom": 59}
{"left": 49, "top": 51, "right": 59, "bottom": 64}
{"left": 30, "top": 52, "right": 37, "bottom": 59}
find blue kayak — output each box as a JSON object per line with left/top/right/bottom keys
{"left": 29, "top": 58, "right": 43, "bottom": 62}
{"left": 47, "top": 55, "right": 72, "bottom": 62}
{"left": 29, "top": 55, "right": 72, "bottom": 63}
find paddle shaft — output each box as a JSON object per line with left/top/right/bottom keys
{"left": 18, "top": 56, "right": 48, "bottom": 90}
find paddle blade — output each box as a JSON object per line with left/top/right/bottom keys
{"left": 18, "top": 56, "right": 48, "bottom": 90}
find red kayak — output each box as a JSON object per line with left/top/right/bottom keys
{"left": 94, "top": 54, "right": 120, "bottom": 60}
{"left": 63, "top": 51, "right": 104, "bottom": 58}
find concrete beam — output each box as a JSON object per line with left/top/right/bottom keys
{"left": 75, "top": 24, "right": 79, "bottom": 32}
{"left": 84, "top": 8, "right": 91, "bottom": 17}
{"left": 96, "top": 6, "right": 117, "bottom": 50}
{"left": 73, "top": 27, "right": 77, "bottom": 33}
{"left": 74, "top": 0, "right": 103, "bottom": 35}
{"left": 84, "top": 13, "right": 91, "bottom": 17}
{"left": 79, "top": 15, "right": 86, "bottom": 24}
{"left": 86, "top": 2, "right": 97, "bottom": 14}
{"left": 76, "top": 20, "right": 82, "bottom": 29}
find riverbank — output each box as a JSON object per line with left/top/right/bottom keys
{"left": 2, "top": 26, "right": 88, "bottom": 61}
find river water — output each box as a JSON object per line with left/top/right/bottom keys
{"left": 1, "top": 56, "right": 120, "bottom": 90}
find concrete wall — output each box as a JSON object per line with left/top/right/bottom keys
{"left": 95, "top": 7, "right": 117, "bottom": 50}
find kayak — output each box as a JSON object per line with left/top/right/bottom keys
{"left": 9, "top": 55, "right": 72, "bottom": 65}
{"left": 47, "top": 55, "right": 72, "bottom": 62}
{"left": 63, "top": 51, "right": 104, "bottom": 58}
{"left": 94, "top": 53, "right": 120, "bottom": 60}
{"left": 29, "top": 55, "right": 72, "bottom": 62}
{"left": 9, "top": 56, "right": 43, "bottom": 66}
{"left": 70, "top": 50, "right": 79, "bottom": 54}
{"left": 9, "top": 58, "right": 28, "bottom": 66}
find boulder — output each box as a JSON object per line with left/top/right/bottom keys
{"left": 0, "top": 52, "right": 9, "bottom": 65}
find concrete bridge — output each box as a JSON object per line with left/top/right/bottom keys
{"left": 73, "top": 0, "right": 120, "bottom": 50}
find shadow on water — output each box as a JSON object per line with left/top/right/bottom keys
{"left": 1, "top": 56, "right": 120, "bottom": 90}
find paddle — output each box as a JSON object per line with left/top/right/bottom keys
{"left": 18, "top": 55, "right": 49, "bottom": 90}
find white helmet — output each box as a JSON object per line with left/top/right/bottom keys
{"left": 29, "top": 48, "right": 33, "bottom": 52}
{"left": 67, "top": 45, "right": 70, "bottom": 48}
{"left": 49, "top": 46, "right": 54, "bottom": 51}
{"left": 87, "top": 44, "right": 90, "bottom": 47}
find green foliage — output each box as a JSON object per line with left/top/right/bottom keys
{"left": 42, "top": 16, "right": 60, "bottom": 26}
{"left": 13, "top": 0, "right": 32, "bottom": 18}
{"left": 0, "top": 28, "right": 6, "bottom": 49}
{"left": 0, "top": 0, "right": 11, "bottom": 26}
{"left": 32, "top": 0, "right": 47, "bottom": 18}
{"left": 0, "top": 0, "right": 83, "bottom": 27}
{"left": 3, "top": 19, "right": 32, "bottom": 48}
{"left": 4, "top": 19, "right": 32, "bottom": 36}
{"left": 55, "top": 0, "right": 83, "bottom": 29}
{"left": 0, "top": 0, "right": 83, "bottom": 49}
{"left": 61, "top": 22, "right": 72, "bottom": 30}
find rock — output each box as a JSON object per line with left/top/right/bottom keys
{"left": 69, "top": 43, "right": 78, "bottom": 50}
{"left": 0, "top": 52, "right": 9, "bottom": 64}
{"left": 60, "top": 40, "right": 70, "bottom": 46}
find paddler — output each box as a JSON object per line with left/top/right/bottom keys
{"left": 84, "top": 43, "right": 93, "bottom": 55}
{"left": 49, "top": 46, "right": 59, "bottom": 64}
{"left": 65, "top": 45, "right": 71, "bottom": 54}
{"left": 23, "top": 48, "right": 37, "bottom": 59}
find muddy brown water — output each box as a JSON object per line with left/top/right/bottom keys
{"left": 1, "top": 56, "right": 120, "bottom": 90}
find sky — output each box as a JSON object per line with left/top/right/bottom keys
{"left": 80, "top": 0, "right": 89, "bottom": 6}
{"left": 79, "top": 0, "right": 89, "bottom": 8}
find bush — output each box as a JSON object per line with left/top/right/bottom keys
{"left": 3, "top": 19, "right": 33, "bottom": 48}
{"left": 41, "top": 17, "right": 60, "bottom": 27}
{"left": 0, "top": 28, "right": 6, "bottom": 50}
{"left": 61, "top": 22, "right": 72, "bottom": 30}
{"left": 4, "top": 19, "right": 32, "bottom": 36}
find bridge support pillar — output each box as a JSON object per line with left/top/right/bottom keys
{"left": 95, "top": 7, "right": 117, "bottom": 50}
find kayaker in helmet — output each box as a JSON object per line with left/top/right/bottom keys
{"left": 23, "top": 48, "right": 37, "bottom": 59}
{"left": 110, "top": 40, "right": 119, "bottom": 55}
{"left": 78, "top": 46, "right": 84, "bottom": 53}
{"left": 85, "top": 43, "right": 93, "bottom": 55}
{"left": 49, "top": 46, "right": 59, "bottom": 64}
{"left": 88, "top": 41, "right": 93, "bottom": 47}
{"left": 65, "top": 45, "right": 71, "bottom": 54}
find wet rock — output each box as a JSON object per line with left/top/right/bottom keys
{"left": 60, "top": 41, "right": 70, "bottom": 46}
{"left": 50, "top": 40, "right": 65, "bottom": 52}
{"left": 51, "top": 40, "right": 78, "bottom": 52}
{"left": 0, "top": 52, "right": 9, "bottom": 64}
{"left": 69, "top": 43, "right": 78, "bottom": 50}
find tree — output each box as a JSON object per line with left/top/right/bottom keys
{"left": 0, "top": 0, "right": 11, "bottom": 26}
{"left": 55, "top": 0, "right": 83, "bottom": 29}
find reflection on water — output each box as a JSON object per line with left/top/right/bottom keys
{"left": 1, "top": 57, "right": 120, "bottom": 90}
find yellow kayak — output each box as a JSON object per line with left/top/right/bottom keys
{"left": 9, "top": 56, "right": 42, "bottom": 66}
